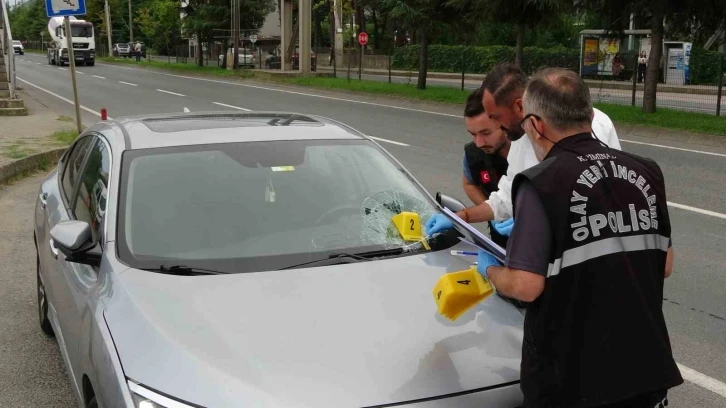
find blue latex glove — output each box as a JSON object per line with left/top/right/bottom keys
{"left": 491, "top": 218, "right": 515, "bottom": 237}
{"left": 424, "top": 214, "right": 454, "bottom": 236}
{"left": 476, "top": 250, "right": 502, "bottom": 279}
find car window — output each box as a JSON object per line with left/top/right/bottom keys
{"left": 72, "top": 138, "right": 111, "bottom": 243}
{"left": 61, "top": 136, "right": 93, "bottom": 203}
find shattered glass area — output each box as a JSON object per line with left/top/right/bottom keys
{"left": 360, "top": 190, "right": 436, "bottom": 250}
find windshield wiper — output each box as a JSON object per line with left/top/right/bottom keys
{"left": 143, "top": 265, "right": 227, "bottom": 276}
{"left": 279, "top": 253, "right": 371, "bottom": 271}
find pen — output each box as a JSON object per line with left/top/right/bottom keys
{"left": 450, "top": 250, "right": 478, "bottom": 256}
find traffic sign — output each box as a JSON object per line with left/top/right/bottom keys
{"left": 358, "top": 32, "right": 368, "bottom": 46}
{"left": 45, "top": 0, "right": 86, "bottom": 17}
{"left": 249, "top": 34, "right": 258, "bottom": 44}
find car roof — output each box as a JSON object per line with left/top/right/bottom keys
{"left": 106, "top": 112, "right": 369, "bottom": 150}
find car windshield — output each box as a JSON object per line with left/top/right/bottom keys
{"left": 13, "top": 40, "right": 21, "bottom": 45}
{"left": 117, "top": 139, "right": 456, "bottom": 273}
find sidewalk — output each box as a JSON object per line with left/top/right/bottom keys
{"left": 0, "top": 90, "right": 76, "bottom": 183}
{"left": 316, "top": 66, "right": 722, "bottom": 96}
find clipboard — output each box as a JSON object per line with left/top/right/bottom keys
{"left": 441, "top": 208, "right": 506, "bottom": 264}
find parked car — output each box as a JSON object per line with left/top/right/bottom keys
{"left": 13, "top": 40, "right": 24, "bottom": 55}
{"left": 218, "top": 48, "right": 255, "bottom": 68}
{"left": 34, "top": 111, "right": 525, "bottom": 408}
{"left": 113, "top": 43, "right": 130, "bottom": 57}
{"left": 293, "top": 48, "right": 317, "bottom": 71}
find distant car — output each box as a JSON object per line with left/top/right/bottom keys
{"left": 293, "top": 48, "right": 317, "bottom": 71}
{"left": 218, "top": 48, "right": 255, "bottom": 68}
{"left": 113, "top": 43, "right": 130, "bottom": 57}
{"left": 34, "top": 111, "right": 525, "bottom": 408}
{"left": 13, "top": 40, "right": 24, "bottom": 55}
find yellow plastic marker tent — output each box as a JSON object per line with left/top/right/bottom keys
{"left": 390, "top": 211, "right": 430, "bottom": 250}
{"left": 433, "top": 266, "right": 494, "bottom": 321}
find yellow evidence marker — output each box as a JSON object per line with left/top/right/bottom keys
{"left": 390, "top": 211, "right": 430, "bottom": 250}
{"left": 433, "top": 267, "right": 495, "bottom": 321}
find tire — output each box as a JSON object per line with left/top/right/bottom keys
{"left": 87, "top": 62, "right": 95, "bottom": 66}
{"left": 87, "top": 396, "right": 98, "bottom": 408}
{"left": 37, "top": 251, "right": 54, "bottom": 336}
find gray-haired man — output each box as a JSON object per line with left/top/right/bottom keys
{"left": 477, "top": 68, "right": 683, "bottom": 407}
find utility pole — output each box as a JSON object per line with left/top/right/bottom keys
{"left": 628, "top": 12, "right": 635, "bottom": 50}
{"left": 333, "top": 0, "right": 342, "bottom": 68}
{"left": 104, "top": 0, "right": 112, "bottom": 56}
{"left": 231, "top": 0, "right": 239, "bottom": 69}
{"left": 128, "top": 0, "right": 133, "bottom": 43}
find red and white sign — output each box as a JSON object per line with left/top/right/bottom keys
{"left": 358, "top": 32, "right": 368, "bottom": 46}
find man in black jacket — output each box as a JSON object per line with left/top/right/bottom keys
{"left": 477, "top": 67, "right": 683, "bottom": 407}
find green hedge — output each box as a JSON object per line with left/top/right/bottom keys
{"left": 688, "top": 48, "right": 725, "bottom": 85}
{"left": 391, "top": 45, "right": 580, "bottom": 74}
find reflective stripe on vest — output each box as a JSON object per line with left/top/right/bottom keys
{"left": 547, "top": 233, "right": 670, "bottom": 277}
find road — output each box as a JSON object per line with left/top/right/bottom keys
{"left": 6, "top": 52, "right": 726, "bottom": 407}
{"left": 144, "top": 54, "right": 723, "bottom": 115}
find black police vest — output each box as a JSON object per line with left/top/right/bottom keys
{"left": 512, "top": 134, "right": 683, "bottom": 407}
{"left": 464, "top": 142, "right": 509, "bottom": 248}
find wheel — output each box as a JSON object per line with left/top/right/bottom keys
{"left": 87, "top": 62, "right": 95, "bottom": 66}
{"left": 37, "top": 251, "right": 54, "bottom": 336}
{"left": 87, "top": 396, "right": 98, "bottom": 408}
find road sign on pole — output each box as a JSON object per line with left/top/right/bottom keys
{"left": 45, "top": 0, "right": 86, "bottom": 17}
{"left": 249, "top": 34, "right": 257, "bottom": 44}
{"left": 45, "top": 0, "right": 85, "bottom": 134}
{"left": 358, "top": 32, "right": 368, "bottom": 46}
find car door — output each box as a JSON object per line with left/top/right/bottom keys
{"left": 37, "top": 134, "right": 94, "bottom": 389}
{"left": 55, "top": 135, "right": 112, "bottom": 385}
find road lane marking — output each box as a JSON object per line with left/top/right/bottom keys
{"left": 119, "top": 81, "right": 138, "bottom": 86}
{"left": 93, "top": 75, "right": 106, "bottom": 79}
{"left": 620, "top": 139, "right": 726, "bottom": 158}
{"left": 667, "top": 202, "right": 726, "bottom": 220}
{"left": 368, "top": 136, "right": 410, "bottom": 147}
{"left": 212, "top": 102, "right": 250, "bottom": 111}
{"left": 677, "top": 363, "right": 726, "bottom": 399}
{"left": 36, "top": 62, "right": 42, "bottom": 65}
{"left": 77, "top": 71, "right": 85, "bottom": 75}
{"left": 58, "top": 67, "right": 67, "bottom": 71}
{"left": 96, "top": 63, "right": 461, "bottom": 118}
{"left": 157, "top": 89, "right": 185, "bottom": 96}
{"left": 17, "top": 77, "right": 114, "bottom": 120}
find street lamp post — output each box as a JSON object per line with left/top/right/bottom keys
{"left": 128, "top": 0, "right": 133, "bottom": 43}
{"left": 105, "top": 0, "right": 112, "bottom": 56}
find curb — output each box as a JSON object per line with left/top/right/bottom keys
{"left": 0, "top": 148, "right": 67, "bottom": 185}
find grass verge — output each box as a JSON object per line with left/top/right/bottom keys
{"left": 52, "top": 130, "right": 79, "bottom": 145}
{"left": 3, "top": 144, "right": 37, "bottom": 159}
{"left": 98, "top": 57, "right": 255, "bottom": 78}
{"left": 281, "top": 77, "right": 726, "bottom": 136}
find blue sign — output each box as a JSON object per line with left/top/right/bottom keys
{"left": 45, "top": 0, "right": 86, "bottom": 17}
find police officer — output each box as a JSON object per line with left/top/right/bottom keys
{"left": 461, "top": 88, "right": 511, "bottom": 248}
{"left": 477, "top": 67, "right": 683, "bottom": 407}
{"left": 425, "top": 63, "right": 621, "bottom": 238}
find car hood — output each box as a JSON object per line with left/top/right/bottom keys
{"left": 105, "top": 252, "right": 523, "bottom": 408}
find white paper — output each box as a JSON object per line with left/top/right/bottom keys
{"left": 443, "top": 208, "right": 506, "bottom": 263}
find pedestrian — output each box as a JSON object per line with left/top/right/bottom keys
{"left": 135, "top": 41, "right": 142, "bottom": 63}
{"left": 460, "top": 87, "right": 511, "bottom": 249}
{"left": 425, "top": 63, "right": 621, "bottom": 237}
{"left": 612, "top": 52, "right": 624, "bottom": 80}
{"left": 638, "top": 51, "right": 647, "bottom": 83}
{"left": 477, "top": 67, "right": 683, "bottom": 407}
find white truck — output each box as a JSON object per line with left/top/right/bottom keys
{"left": 47, "top": 16, "right": 96, "bottom": 66}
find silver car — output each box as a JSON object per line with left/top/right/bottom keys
{"left": 34, "top": 112, "right": 525, "bottom": 408}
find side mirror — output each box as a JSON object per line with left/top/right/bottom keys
{"left": 50, "top": 220, "right": 102, "bottom": 267}
{"left": 436, "top": 192, "right": 467, "bottom": 212}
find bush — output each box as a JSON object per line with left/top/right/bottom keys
{"left": 392, "top": 44, "right": 579, "bottom": 74}
{"left": 689, "top": 48, "right": 725, "bottom": 85}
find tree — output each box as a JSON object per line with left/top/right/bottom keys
{"left": 182, "top": 0, "right": 274, "bottom": 67}
{"left": 447, "top": 0, "right": 566, "bottom": 67}
{"left": 384, "top": 0, "right": 455, "bottom": 89}
{"left": 577, "top": 0, "right": 726, "bottom": 113}
{"left": 136, "top": 0, "right": 181, "bottom": 55}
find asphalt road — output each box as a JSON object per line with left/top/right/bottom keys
{"left": 6, "top": 52, "right": 726, "bottom": 407}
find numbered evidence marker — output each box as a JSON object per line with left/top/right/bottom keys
{"left": 390, "top": 211, "right": 431, "bottom": 249}
{"left": 432, "top": 266, "right": 494, "bottom": 321}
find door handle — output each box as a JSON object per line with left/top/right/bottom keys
{"left": 49, "top": 238, "right": 59, "bottom": 259}
{"left": 39, "top": 192, "right": 48, "bottom": 209}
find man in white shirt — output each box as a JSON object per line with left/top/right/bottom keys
{"left": 425, "top": 63, "right": 621, "bottom": 235}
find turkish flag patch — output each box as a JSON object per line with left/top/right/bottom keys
{"left": 480, "top": 170, "right": 491, "bottom": 184}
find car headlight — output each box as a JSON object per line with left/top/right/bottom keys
{"left": 128, "top": 380, "right": 195, "bottom": 408}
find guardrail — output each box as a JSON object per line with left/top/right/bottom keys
{"left": 0, "top": 0, "right": 17, "bottom": 99}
